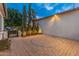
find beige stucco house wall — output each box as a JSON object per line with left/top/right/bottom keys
{"left": 38, "top": 8, "right": 79, "bottom": 40}
{"left": 0, "top": 3, "right": 8, "bottom": 40}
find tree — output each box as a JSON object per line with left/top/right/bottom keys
{"left": 28, "top": 4, "right": 32, "bottom": 29}
{"left": 27, "top": 3, "right": 39, "bottom": 34}
{"left": 22, "top": 4, "right": 28, "bottom": 31}
{"left": 31, "top": 9, "right": 36, "bottom": 33}
{"left": 5, "top": 8, "right": 22, "bottom": 27}
{"left": 21, "top": 4, "right": 28, "bottom": 36}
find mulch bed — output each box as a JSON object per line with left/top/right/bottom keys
{"left": 0, "top": 39, "right": 10, "bottom": 50}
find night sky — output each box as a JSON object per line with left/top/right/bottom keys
{"left": 7, "top": 3, "right": 79, "bottom": 19}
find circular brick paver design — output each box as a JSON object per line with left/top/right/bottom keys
{"left": 31, "top": 39, "right": 53, "bottom": 48}
{"left": 1, "top": 35, "right": 79, "bottom": 56}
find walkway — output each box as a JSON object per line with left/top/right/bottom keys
{"left": 0, "top": 35, "right": 79, "bottom": 56}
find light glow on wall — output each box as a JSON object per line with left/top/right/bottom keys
{"left": 52, "top": 15, "right": 60, "bottom": 22}
{"left": 46, "top": 14, "right": 61, "bottom": 28}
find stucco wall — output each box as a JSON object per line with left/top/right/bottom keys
{"left": 0, "top": 3, "right": 7, "bottom": 40}
{"left": 0, "top": 31, "right": 8, "bottom": 40}
{"left": 39, "top": 10, "right": 79, "bottom": 40}
{"left": 0, "top": 3, "right": 6, "bottom": 17}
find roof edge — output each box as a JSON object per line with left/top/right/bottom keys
{"left": 37, "top": 7, "right": 79, "bottom": 21}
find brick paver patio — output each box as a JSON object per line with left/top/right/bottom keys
{"left": 0, "top": 35, "right": 79, "bottom": 56}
